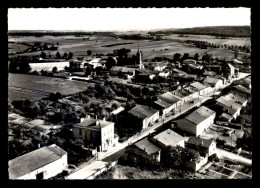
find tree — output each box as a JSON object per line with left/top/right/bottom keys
{"left": 85, "top": 66, "right": 92, "bottom": 76}
{"left": 87, "top": 50, "right": 92, "bottom": 56}
{"left": 106, "top": 56, "right": 117, "bottom": 70}
{"left": 52, "top": 66, "right": 58, "bottom": 73}
{"left": 234, "top": 47, "right": 239, "bottom": 59}
{"left": 63, "top": 53, "right": 68, "bottom": 59}
{"left": 181, "top": 53, "right": 190, "bottom": 61}
{"left": 173, "top": 53, "right": 181, "bottom": 63}
{"left": 56, "top": 52, "right": 61, "bottom": 59}
{"left": 68, "top": 52, "right": 73, "bottom": 59}
{"left": 194, "top": 53, "right": 199, "bottom": 60}
{"left": 40, "top": 51, "right": 46, "bottom": 59}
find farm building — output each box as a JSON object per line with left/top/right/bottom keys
{"left": 29, "top": 61, "right": 70, "bottom": 72}
{"left": 153, "top": 92, "right": 181, "bottom": 116}
{"left": 151, "top": 129, "right": 185, "bottom": 148}
{"left": 73, "top": 116, "right": 117, "bottom": 152}
{"left": 183, "top": 59, "right": 196, "bottom": 64}
{"left": 215, "top": 93, "right": 245, "bottom": 120}
{"left": 8, "top": 144, "right": 67, "bottom": 180}
{"left": 143, "top": 62, "right": 168, "bottom": 71}
{"left": 133, "top": 137, "right": 162, "bottom": 162}
{"left": 135, "top": 69, "right": 157, "bottom": 82}
{"left": 174, "top": 106, "right": 216, "bottom": 136}
{"left": 110, "top": 66, "right": 135, "bottom": 77}
{"left": 203, "top": 77, "right": 223, "bottom": 90}
{"left": 189, "top": 81, "right": 212, "bottom": 96}
{"left": 186, "top": 136, "right": 216, "bottom": 157}
{"left": 233, "top": 84, "right": 251, "bottom": 98}
{"left": 171, "top": 88, "right": 194, "bottom": 103}
{"left": 128, "top": 104, "right": 160, "bottom": 130}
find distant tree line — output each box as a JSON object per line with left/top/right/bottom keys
{"left": 148, "top": 26, "right": 251, "bottom": 37}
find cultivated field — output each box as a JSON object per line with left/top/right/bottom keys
{"left": 8, "top": 73, "right": 94, "bottom": 102}
{"left": 165, "top": 34, "right": 251, "bottom": 47}
{"left": 8, "top": 34, "right": 250, "bottom": 60}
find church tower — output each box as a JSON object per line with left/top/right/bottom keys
{"left": 137, "top": 44, "right": 144, "bottom": 69}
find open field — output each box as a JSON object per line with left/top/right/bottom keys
{"left": 165, "top": 34, "right": 251, "bottom": 47}
{"left": 8, "top": 73, "right": 94, "bottom": 102}
{"left": 8, "top": 34, "right": 250, "bottom": 60}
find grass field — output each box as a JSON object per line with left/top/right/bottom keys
{"left": 8, "top": 73, "right": 94, "bottom": 102}
{"left": 8, "top": 34, "right": 250, "bottom": 60}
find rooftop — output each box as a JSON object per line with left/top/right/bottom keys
{"left": 153, "top": 129, "right": 184, "bottom": 147}
{"left": 216, "top": 102, "right": 238, "bottom": 116}
{"left": 74, "top": 117, "right": 114, "bottom": 130}
{"left": 128, "top": 105, "right": 158, "bottom": 120}
{"left": 9, "top": 144, "right": 67, "bottom": 179}
{"left": 159, "top": 92, "right": 180, "bottom": 104}
{"left": 233, "top": 85, "right": 251, "bottom": 95}
{"left": 219, "top": 112, "right": 233, "bottom": 121}
{"left": 172, "top": 89, "right": 192, "bottom": 99}
{"left": 185, "top": 106, "right": 215, "bottom": 125}
{"left": 186, "top": 136, "right": 213, "bottom": 148}
{"left": 190, "top": 82, "right": 207, "bottom": 90}
{"left": 153, "top": 99, "right": 172, "bottom": 109}
{"left": 134, "top": 137, "right": 161, "bottom": 155}
{"left": 204, "top": 77, "right": 221, "bottom": 84}
{"left": 216, "top": 95, "right": 242, "bottom": 110}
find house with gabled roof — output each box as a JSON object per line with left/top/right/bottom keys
{"left": 151, "top": 129, "right": 185, "bottom": 148}
{"left": 203, "top": 77, "right": 223, "bottom": 90}
{"left": 9, "top": 144, "right": 67, "bottom": 180}
{"left": 186, "top": 136, "right": 216, "bottom": 157}
{"left": 133, "top": 137, "right": 162, "bottom": 162}
{"left": 174, "top": 106, "right": 216, "bottom": 136}
{"left": 189, "top": 81, "right": 212, "bottom": 96}
{"left": 128, "top": 105, "right": 160, "bottom": 130}
{"left": 233, "top": 84, "right": 251, "bottom": 98}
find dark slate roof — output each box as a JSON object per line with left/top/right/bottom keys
{"left": 134, "top": 137, "right": 161, "bottom": 155}
{"left": 204, "top": 77, "right": 221, "bottom": 85}
{"left": 233, "top": 85, "right": 251, "bottom": 95}
{"left": 9, "top": 144, "right": 67, "bottom": 179}
{"left": 219, "top": 113, "right": 233, "bottom": 121}
{"left": 185, "top": 106, "right": 215, "bottom": 125}
{"left": 190, "top": 82, "right": 207, "bottom": 90}
{"left": 128, "top": 105, "right": 158, "bottom": 120}
{"left": 172, "top": 89, "right": 192, "bottom": 98}
{"left": 74, "top": 117, "right": 114, "bottom": 130}
{"left": 186, "top": 136, "right": 213, "bottom": 148}
{"left": 159, "top": 92, "right": 180, "bottom": 104}
{"left": 174, "top": 118, "right": 197, "bottom": 127}
{"left": 153, "top": 99, "right": 172, "bottom": 109}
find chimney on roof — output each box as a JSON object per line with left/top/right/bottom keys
{"left": 38, "top": 144, "right": 40, "bottom": 149}
{"left": 103, "top": 117, "right": 106, "bottom": 121}
{"left": 96, "top": 120, "right": 100, "bottom": 126}
{"left": 96, "top": 115, "right": 97, "bottom": 119}
{"left": 87, "top": 115, "right": 90, "bottom": 118}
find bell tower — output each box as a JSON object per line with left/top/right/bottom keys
{"left": 137, "top": 44, "right": 144, "bottom": 69}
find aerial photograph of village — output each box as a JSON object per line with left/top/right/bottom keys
{"left": 8, "top": 8, "right": 252, "bottom": 180}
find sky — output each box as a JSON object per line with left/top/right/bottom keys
{"left": 8, "top": 8, "right": 251, "bottom": 31}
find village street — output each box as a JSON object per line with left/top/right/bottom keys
{"left": 66, "top": 73, "right": 250, "bottom": 180}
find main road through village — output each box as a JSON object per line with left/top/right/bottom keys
{"left": 66, "top": 73, "right": 251, "bottom": 180}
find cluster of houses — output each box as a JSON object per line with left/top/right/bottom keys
{"left": 9, "top": 46, "right": 251, "bottom": 179}
{"left": 131, "top": 123, "right": 216, "bottom": 171}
